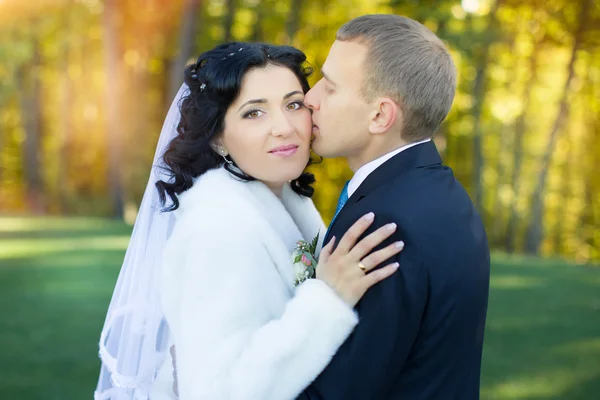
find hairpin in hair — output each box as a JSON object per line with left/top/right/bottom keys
{"left": 221, "top": 47, "right": 248, "bottom": 60}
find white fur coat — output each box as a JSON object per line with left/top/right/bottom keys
{"left": 150, "top": 167, "right": 358, "bottom": 400}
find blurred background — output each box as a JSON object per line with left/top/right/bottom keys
{"left": 0, "top": 0, "right": 599, "bottom": 398}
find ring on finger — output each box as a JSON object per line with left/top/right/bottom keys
{"left": 358, "top": 261, "right": 367, "bottom": 273}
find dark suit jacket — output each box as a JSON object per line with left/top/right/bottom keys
{"left": 297, "top": 141, "right": 490, "bottom": 399}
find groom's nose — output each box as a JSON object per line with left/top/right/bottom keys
{"left": 304, "top": 85, "right": 320, "bottom": 111}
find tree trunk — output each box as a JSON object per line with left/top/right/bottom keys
{"left": 524, "top": 0, "right": 590, "bottom": 254}
{"left": 57, "top": 44, "right": 72, "bottom": 214}
{"left": 103, "top": 0, "right": 124, "bottom": 218}
{"left": 553, "top": 132, "right": 572, "bottom": 254}
{"left": 16, "top": 37, "right": 45, "bottom": 213}
{"left": 490, "top": 35, "right": 517, "bottom": 242}
{"left": 583, "top": 185, "right": 598, "bottom": 261}
{"left": 168, "top": 0, "right": 202, "bottom": 101}
{"left": 0, "top": 96, "right": 5, "bottom": 183}
{"left": 223, "top": 0, "right": 236, "bottom": 42}
{"left": 505, "top": 41, "right": 540, "bottom": 252}
{"left": 578, "top": 146, "right": 598, "bottom": 261}
{"left": 588, "top": 55, "right": 600, "bottom": 261}
{"left": 577, "top": 57, "right": 599, "bottom": 261}
{"left": 471, "top": 0, "right": 502, "bottom": 214}
{"left": 251, "top": 0, "right": 265, "bottom": 42}
{"left": 489, "top": 122, "right": 513, "bottom": 245}
{"left": 588, "top": 125, "right": 600, "bottom": 261}
{"left": 55, "top": 4, "right": 75, "bottom": 214}
{"left": 286, "top": 0, "right": 303, "bottom": 44}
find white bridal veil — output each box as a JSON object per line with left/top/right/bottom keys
{"left": 95, "top": 84, "right": 189, "bottom": 399}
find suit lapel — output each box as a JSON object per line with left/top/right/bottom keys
{"left": 325, "top": 141, "right": 443, "bottom": 243}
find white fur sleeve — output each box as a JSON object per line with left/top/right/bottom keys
{"left": 161, "top": 216, "right": 358, "bottom": 400}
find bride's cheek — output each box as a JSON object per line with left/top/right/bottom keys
{"left": 297, "top": 112, "right": 313, "bottom": 139}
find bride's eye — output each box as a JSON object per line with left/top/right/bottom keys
{"left": 243, "top": 109, "right": 264, "bottom": 119}
{"left": 286, "top": 101, "right": 305, "bottom": 111}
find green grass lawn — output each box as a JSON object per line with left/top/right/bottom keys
{"left": 0, "top": 217, "right": 599, "bottom": 399}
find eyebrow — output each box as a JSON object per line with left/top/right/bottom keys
{"left": 237, "top": 90, "right": 304, "bottom": 112}
{"left": 321, "top": 69, "right": 337, "bottom": 86}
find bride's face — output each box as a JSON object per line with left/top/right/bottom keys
{"left": 219, "top": 65, "right": 312, "bottom": 192}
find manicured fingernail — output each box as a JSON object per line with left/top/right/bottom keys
{"left": 392, "top": 263, "right": 399, "bottom": 268}
{"left": 364, "top": 212, "right": 375, "bottom": 221}
{"left": 386, "top": 223, "right": 397, "bottom": 231}
{"left": 395, "top": 241, "right": 404, "bottom": 249}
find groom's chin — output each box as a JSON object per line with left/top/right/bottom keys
{"left": 311, "top": 141, "right": 333, "bottom": 159}
{"left": 310, "top": 138, "right": 326, "bottom": 158}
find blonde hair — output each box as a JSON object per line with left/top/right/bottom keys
{"left": 337, "top": 14, "right": 457, "bottom": 141}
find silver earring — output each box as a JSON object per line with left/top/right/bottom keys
{"left": 220, "top": 151, "right": 233, "bottom": 165}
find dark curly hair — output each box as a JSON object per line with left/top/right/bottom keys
{"left": 156, "top": 42, "right": 318, "bottom": 211}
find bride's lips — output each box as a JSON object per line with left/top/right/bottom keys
{"left": 269, "top": 144, "right": 299, "bottom": 157}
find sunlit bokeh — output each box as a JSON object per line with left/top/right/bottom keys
{"left": 461, "top": 0, "right": 480, "bottom": 13}
{"left": 0, "top": 0, "right": 599, "bottom": 398}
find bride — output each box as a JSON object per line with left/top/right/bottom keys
{"left": 95, "top": 42, "right": 403, "bottom": 400}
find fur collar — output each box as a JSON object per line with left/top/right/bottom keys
{"left": 174, "top": 167, "right": 326, "bottom": 289}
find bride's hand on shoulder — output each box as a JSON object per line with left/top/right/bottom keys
{"left": 316, "top": 213, "right": 404, "bottom": 307}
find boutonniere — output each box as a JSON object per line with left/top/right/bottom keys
{"left": 292, "top": 232, "right": 320, "bottom": 286}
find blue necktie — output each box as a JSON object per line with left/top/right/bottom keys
{"left": 325, "top": 181, "right": 349, "bottom": 240}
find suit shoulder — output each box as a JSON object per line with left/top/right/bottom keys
{"left": 384, "top": 166, "right": 470, "bottom": 208}
{"left": 371, "top": 166, "right": 484, "bottom": 239}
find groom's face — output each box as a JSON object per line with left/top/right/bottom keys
{"left": 305, "top": 40, "right": 372, "bottom": 160}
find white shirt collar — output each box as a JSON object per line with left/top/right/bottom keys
{"left": 347, "top": 139, "right": 431, "bottom": 198}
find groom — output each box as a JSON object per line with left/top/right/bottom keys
{"left": 298, "top": 14, "right": 490, "bottom": 399}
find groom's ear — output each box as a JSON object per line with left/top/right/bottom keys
{"left": 368, "top": 97, "right": 402, "bottom": 135}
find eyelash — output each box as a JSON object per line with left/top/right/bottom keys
{"left": 243, "top": 109, "right": 262, "bottom": 119}
{"left": 288, "top": 100, "right": 305, "bottom": 110}
{"left": 243, "top": 101, "right": 305, "bottom": 119}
